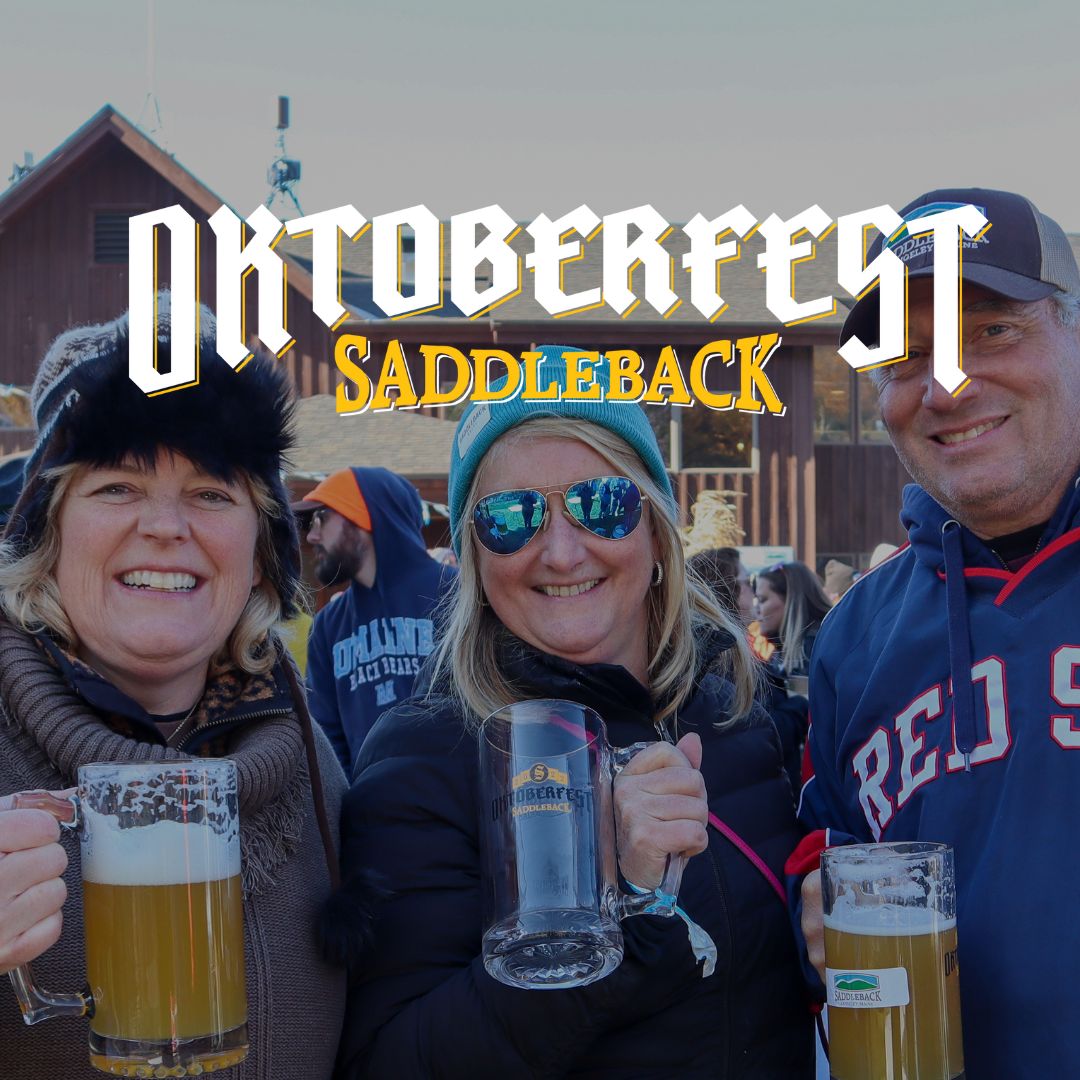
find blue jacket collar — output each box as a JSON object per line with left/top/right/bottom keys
{"left": 900, "top": 476, "right": 1080, "bottom": 573}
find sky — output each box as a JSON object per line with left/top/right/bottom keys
{"left": 1, "top": 0, "right": 1078, "bottom": 228}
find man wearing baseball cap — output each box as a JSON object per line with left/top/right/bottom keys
{"left": 793, "top": 189, "right": 1080, "bottom": 1075}
{"left": 294, "top": 467, "right": 456, "bottom": 775}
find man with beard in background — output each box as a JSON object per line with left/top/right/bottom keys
{"left": 295, "top": 467, "right": 456, "bottom": 775}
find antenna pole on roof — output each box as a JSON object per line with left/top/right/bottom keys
{"left": 138, "top": 0, "right": 165, "bottom": 144}
{"left": 266, "top": 95, "right": 303, "bottom": 216}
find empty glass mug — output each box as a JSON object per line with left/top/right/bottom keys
{"left": 822, "top": 841, "right": 964, "bottom": 1080}
{"left": 480, "top": 699, "right": 685, "bottom": 990}
{"left": 10, "top": 759, "right": 248, "bottom": 1077}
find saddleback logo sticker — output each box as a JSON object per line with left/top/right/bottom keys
{"left": 826, "top": 967, "right": 910, "bottom": 1009}
{"left": 490, "top": 761, "right": 593, "bottom": 821}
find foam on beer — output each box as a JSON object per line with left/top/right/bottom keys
{"left": 81, "top": 805, "right": 240, "bottom": 886}
{"left": 825, "top": 898, "right": 956, "bottom": 935}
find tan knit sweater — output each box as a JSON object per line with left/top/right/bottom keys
{"left": 0, "top": 622, "right": 347, "bottom": 1080}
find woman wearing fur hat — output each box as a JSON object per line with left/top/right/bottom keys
{"left": 329, "top": 347, "right": 812, "bottom": 1078}
{"left": 0, "top": 309, "right": 346, "bottom": 1079}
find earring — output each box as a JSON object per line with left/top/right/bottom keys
{"left": 651, "top": 561, "right": 664, "bottom": 587}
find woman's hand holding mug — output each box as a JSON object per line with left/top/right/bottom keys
{"left": 613, "top": 732, "right": 709, "bottom": 889}
{"left": 0, "top": 793, "right": 69, "bottom": 976}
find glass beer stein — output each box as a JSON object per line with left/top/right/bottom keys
{"left": 480, "top": 699, "right": 686, "bottom": 990}
{"left": 10, "top": 759, "right": 248, "bottom": 1077}
{"left": 821, "top": 841, "right": 964, "bottom": 1080}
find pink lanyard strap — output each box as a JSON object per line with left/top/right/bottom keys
{"left": 710, "top": 812, "right": 831, "bottom": 1053}
{"left": 708, "top": 812, "right": 787, "bottom": 907}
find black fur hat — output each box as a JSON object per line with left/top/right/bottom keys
{"left": 5, "top": 300, "right": 302, "bottom": 619}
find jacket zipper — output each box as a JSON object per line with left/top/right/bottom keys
{"left": 987, "top": 530, "right": 1048, "bottom": 571}
{"left": 173, "top": 706, "right": 291, "bottom": 752}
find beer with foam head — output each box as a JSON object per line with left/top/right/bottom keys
{"left": 824, "top": 908, "right": 963, "bottom": 1080}
{"left": 8, "top": 760, "right": 248, "bottom": 1076}
{"left": 80, "top": 761, "right": 248, "bottom": 1075}
{"left": 822, "top": 843, "right": 964, "bottom": 1080}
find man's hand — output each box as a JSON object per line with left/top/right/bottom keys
{"left": 801, "top": 868, "right": 826, "bottom": 980}
{"left": 0, "top": 795, "right": 69, "bottom": 975}
{"left": 613, "top": 732, "right": 709, "bottom": 889}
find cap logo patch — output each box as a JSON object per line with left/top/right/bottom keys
{"left": 884, "top": 202, "right": 990, "bottom": 264}
{"left": 455, "top": 401, "right": 491, "bottom": 459}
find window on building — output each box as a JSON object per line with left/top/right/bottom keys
{"left": 646, "top": 406, "right": 754, "bottom": 471}
{"left": 681, "top": 409, "right": 754, "bottom": 469}
{"left": 813, "top": 347, "right": 853, "bottom": 444}
{"left": 814, "top": 346, "right": 889, "bottom": 445}
{"left": 93, "top": 212, "right": 130, "bottom": 264}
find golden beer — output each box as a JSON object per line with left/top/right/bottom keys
{"left": 825, "top": 915, "right": 964, "bottom": 1080}
{"left": 84, "top": 876, "right": 246, "bottom": 1038}
{"left": 9, "top": 761, "right": 247, "bottom": 1076}
{"left": 79, "top": 761, "right": 248, "bottom": 1076}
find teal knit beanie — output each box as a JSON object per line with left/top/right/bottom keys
{"left": 448, "top": 344, "right": 675, "bottom": 554}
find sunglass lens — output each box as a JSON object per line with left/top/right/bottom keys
{"left": 473, "top": 489, "right": 545, "bottom": 555}
{"left": 564, "top": 477, "right": 643, "bottom": 539}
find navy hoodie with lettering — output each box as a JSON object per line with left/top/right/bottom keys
{"left": 305, "top": 468, "right": 455, "bottom": 775}
{"left": 799, "top": 477, "right": 1080, "bottom": 1077}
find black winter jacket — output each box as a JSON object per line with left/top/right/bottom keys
{"left": 331, "top": 638, "right": 813, "bottom": 1078}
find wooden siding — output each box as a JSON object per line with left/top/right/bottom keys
{"left": 0, "top": 139, "right": 210, "bottom": 384}
{"left": 814, "top": 443, "right": 911, "bottom": 564}
{"left": 674, "top": 344, "right": 816, "bottom": 563}
{"left": 0, "top": 135, "right": 338, "bottom": 395}
{"left": 277, "top": 264, "right": 336, "bottom": 398}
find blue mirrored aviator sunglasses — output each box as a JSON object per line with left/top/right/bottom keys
{"left": 470, "top": 475, "right": 646, "bottom": 556}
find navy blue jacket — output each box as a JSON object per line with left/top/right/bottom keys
{"left": 333, "top": 635, "right": 812, "bottom": 1078}
{"left": 306, "top": 468, "right": 455, "bottom": 774}
{"left": 801, "top": 479, "right": 1080, "bottom": 1077}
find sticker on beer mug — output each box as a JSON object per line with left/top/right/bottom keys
{"left": 826, "top": 967, "right": 910, "bottom": 1008}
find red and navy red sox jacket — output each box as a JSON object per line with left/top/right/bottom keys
{"left": 799, "top": 478, "right": 1080, "bottom": 1078}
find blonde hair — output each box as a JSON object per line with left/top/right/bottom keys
{"left": 0, "top": 461, "right": 289, "bottom": 676}
{"left": 428, "top": 416, "right": 756, "bottom": 728}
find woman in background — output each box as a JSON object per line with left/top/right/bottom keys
{"left": 753, "top": 561, "right": 832, "bottom": 678}
{"left": 752, "top": 562, "right": 831, "bottom": 800}
{"left": 686, "top": 546, "right": 754, "bottom": 626}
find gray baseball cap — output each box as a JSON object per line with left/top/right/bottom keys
{"left": 841, "top": 188, "right": 1080, "bottom": 346}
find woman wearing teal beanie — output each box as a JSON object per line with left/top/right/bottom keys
{"left": 331, "top": 346, "right": 813, "bottom": 1077}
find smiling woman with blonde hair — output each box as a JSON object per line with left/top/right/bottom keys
{"left": 330, "top": 347, "right": 813, "bottom": 1079}
{"left": 0, "top": 306, "right": 346, "bottom": 1079}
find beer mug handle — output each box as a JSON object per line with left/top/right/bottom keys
{"left": 611, "top": 742, "right": 687, "bottom": 920}
{"left": 7, "top": 790, "right": 93, "bottom": 1025}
